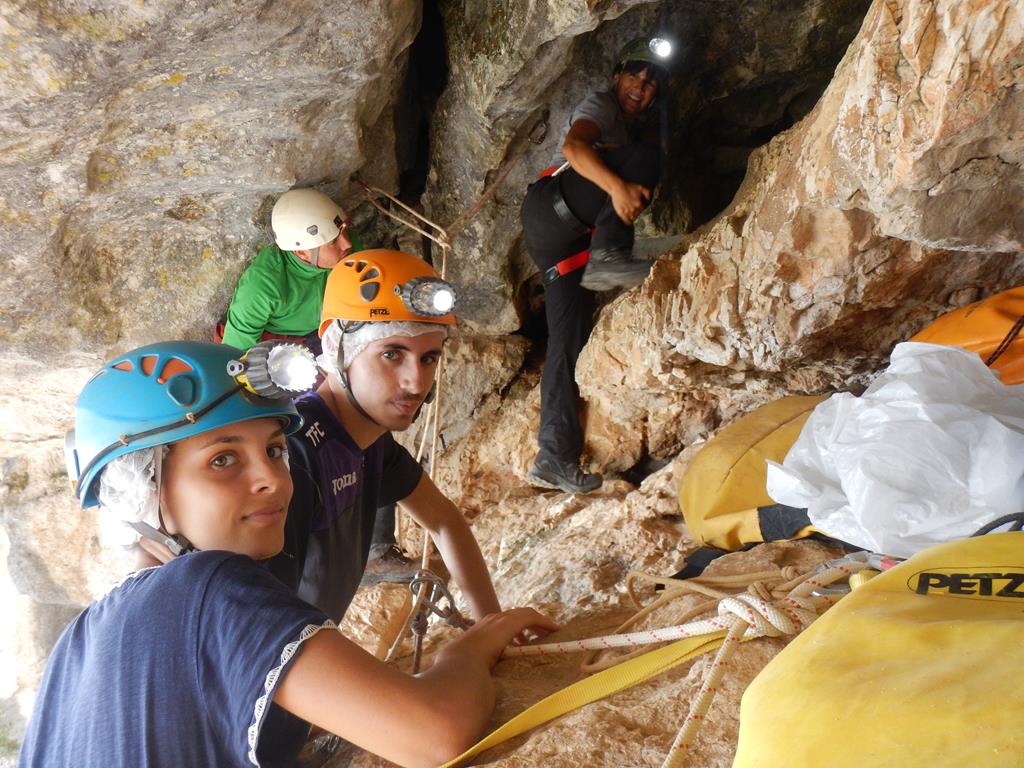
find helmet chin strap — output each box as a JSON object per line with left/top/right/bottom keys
{"left": 130, "top": 448, "right": 195, "bottom": 557}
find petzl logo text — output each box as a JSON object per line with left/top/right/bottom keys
{"left": 909, "top": 568, "right": 1024, "bottom": 602}
{"left": 370, "top": 308, "right": 390, "bottom": 317}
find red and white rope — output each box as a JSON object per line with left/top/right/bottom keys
{"left": 659, "top": 561, "right": 865, "bottom": 768}
{"left": 502, "top": 573, "right": 831, "bottom": 659}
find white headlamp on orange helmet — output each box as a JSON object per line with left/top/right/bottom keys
{"left": 318, "top": 248, "right": 456, "bottom": 336}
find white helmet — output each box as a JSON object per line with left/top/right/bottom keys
{"left": 271, "top": 188, "right": 346, "bottom": 251}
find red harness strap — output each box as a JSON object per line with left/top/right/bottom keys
{"left": 542, "top": 250, "right": 591, "bottom": 285}
{"left": 213, "top": 323, "right": 310, "bottom": 346}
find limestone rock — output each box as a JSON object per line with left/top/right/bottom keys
{"left": 0, "top": 0, "right": 421, "bottom": 361}
{"left": 395, "top": 331, "right": 530, "bottom": 457}
{"left": 0, "top": 0, "right": 425, "bottom": 744}
{"left": 3, "top": 0, "right": 1024, "bottom": 764}
{"left": 424, "top": 0, "right": 875, "bottom": 332}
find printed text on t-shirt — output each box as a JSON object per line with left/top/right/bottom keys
{"left": 305, "top": 421, "right": 327, "bottom": 448}
{"left": 332, "top": 472, "right": 358, "bottom": 494}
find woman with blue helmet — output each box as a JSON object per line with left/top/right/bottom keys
{"left": 21, "top": 340, "right": 555, "bottom": 768}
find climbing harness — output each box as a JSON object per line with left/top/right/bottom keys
{"left": 534, "top": 163, "right": 594, "bottom": 285}
{"left": 541, "top": 250, "right": 590, "bottom": 286}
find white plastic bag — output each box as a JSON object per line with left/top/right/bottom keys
{"left": 766, "top": 342, "right": 1024, "bottom": 558}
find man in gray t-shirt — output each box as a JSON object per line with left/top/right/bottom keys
{"left": 521, "top": 38, "right": 669, "bottom": 494}
{"left": 550, "top": 90, "right": 632, "bottom": 168}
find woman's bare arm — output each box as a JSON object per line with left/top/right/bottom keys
{"left": 274, "top": 607, "right": 557, "bottom": 768}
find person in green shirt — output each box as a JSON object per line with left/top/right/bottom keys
{"left": 219, "top": 188, "right": 412, "bottom": 576}
{"left": 219, "top": 187, "right": 364, "bottom": 352}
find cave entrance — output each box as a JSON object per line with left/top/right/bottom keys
{"left": 395, "top": 0, "right": 448, "bottom": 208}
{"left": 650, "top": 0, "right": 874, "bottom": 231}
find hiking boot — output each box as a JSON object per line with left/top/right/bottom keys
{"left": 362, "top": 544, "right": 419, "bottom": 583}
{"left": 579, "top": 248, "right": 652, "bottom": 292}
{"left": 528, "top": 457, "right": 603, "bottom": 493}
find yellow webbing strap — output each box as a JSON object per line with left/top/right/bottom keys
{"left": 439, "top": 631, "right": 728, "bottom": 767}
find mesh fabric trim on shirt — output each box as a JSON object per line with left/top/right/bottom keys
{"left": 246, "top": 619, "right": 339, "bottom": 766}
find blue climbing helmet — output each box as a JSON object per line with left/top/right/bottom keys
{"left": 66, "top": 340, "right": 306, "bottom": 508}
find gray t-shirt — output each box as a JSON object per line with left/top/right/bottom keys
{"left": 551, "top": 89, "right": 629, "bottom": 167}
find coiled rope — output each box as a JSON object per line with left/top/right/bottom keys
{"left": 436, "top": 556, "right": 868, "bottom": 767}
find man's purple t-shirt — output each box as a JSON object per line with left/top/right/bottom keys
{"left": 267, "top": 392, "right": 423, "bottom": 621}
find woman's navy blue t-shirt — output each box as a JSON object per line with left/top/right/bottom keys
{"left": 19, "top": 551, "right": 334, "bottom": 768}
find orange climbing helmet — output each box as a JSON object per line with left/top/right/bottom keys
{"left": 319, "top": 248, "right": 456, "bottom": 335}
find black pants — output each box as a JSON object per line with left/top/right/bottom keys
{"left": 522, "top": 143, "right": 660, "bottom": 465}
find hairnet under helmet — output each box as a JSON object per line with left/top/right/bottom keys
{"left": 318, "top": 320, "right": 449, "bottom": 375}
{"left": 67, "top": 341, "right": 303, "bottom": 509}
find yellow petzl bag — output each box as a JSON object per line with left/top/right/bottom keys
{"left": 911, "top": 285, "right": 1024, "bottom": 384}
{"left": 733, "top": 532, "right": 1024, "bottom": 767}
{"left": 678, "top": 395, "right": 827, "bottom": 550}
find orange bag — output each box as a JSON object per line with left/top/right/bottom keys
{"left": 911, "top": 286, "right": 1024, "bottom": 384}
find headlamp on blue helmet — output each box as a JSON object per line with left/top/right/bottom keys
{"left": 225, "top": 341, "right": 318, "bottom": 400}
{"left": 66, "top": 341, "right": 306, "bottom": 509}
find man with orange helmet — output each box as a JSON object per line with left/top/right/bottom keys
{"left": 217, "top": 188, "right": 414, "bottom": 576}
{"left": 266, "top": 249, "right": 506, "bottom": 623}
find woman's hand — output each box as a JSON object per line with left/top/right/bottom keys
{"left": 444, "top": 607, "right": 558, "bottom": 666}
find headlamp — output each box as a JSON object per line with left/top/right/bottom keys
{"left": 226, "top": 341, "right": 318, "bottom": 399}
{"left": 399, "top": 276, "right": 457, "bottom": 318}
{"left": 649, "top": 38, "right": 672, "bottom": 59}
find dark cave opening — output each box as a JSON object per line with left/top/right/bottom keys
{"left": 653, "top": 0, "right": 874, "bottom": 231}
{"left": 395, "top": 0, "right": 448, "bottom": 207}
{"left": 512, "top": 0, "right": 874, "bottom": 410}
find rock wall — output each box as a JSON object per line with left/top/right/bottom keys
{"left": 0, "top": 0, "right": 427, "bottom": 753}
{"left": 1, "top": 0, "right": 1023, "bottom": 764}
{"left": 1, "top": 0, "right": 423, "bottom": 360}
{"left": 422, "top": 0, "right": 876, "bottom": 331}
{"left": 573, "top": 0, "right": 1024, "bottom": 474}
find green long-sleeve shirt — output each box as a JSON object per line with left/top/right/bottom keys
{"left": 221, "top": 234, "right": 363, "bottom": 349}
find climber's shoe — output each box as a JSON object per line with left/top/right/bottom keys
{"left": 528, "top": 457, "right": 603, "bottom": 494}
{"left": 579, "top": 247, "right": 652, "bottom": 292}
